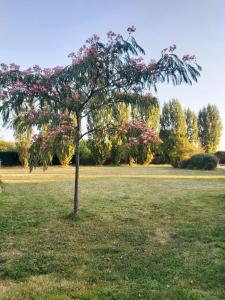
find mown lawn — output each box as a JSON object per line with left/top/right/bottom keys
{"left": 0, "top": 166, "right": 225, "bottom": 299}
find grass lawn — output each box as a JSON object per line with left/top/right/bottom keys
{"left": 0, "top": 165, "right": 225, "bottom": 299}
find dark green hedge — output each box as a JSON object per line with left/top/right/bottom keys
{"left": 0, "top": 151, "right": 21, "bottom": 166}
{"left": 180, "top": 154, "right": 218, "bottom": 170}
{"left": 0, "top": 152, "right": 95, "bottom": 167}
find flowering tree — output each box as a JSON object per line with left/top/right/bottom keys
{"left": 119, "top": 120, "right": 160, "bottom": 165}
{"left": 0, "top": 27, "right": 201, "bottom": 215}
{"left": 131, "top": 94, "right": 160, "bottom": 164}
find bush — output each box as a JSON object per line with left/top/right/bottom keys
{"left": 170, "top": 157, "right": 181, "bottom": 168}
{"left": 169, "top": 138, "right": 202, "bottom": 168}
{"left": 179, "top": 159, "right": 189, "bottom": 169}
{"left": 0, "top": 151, "right": 21, "bottom": 166}
{"left": 180, "top": 154, "right": 218, "bottom": 170}
{"left": 215, "top": 151, "right": 225, "bottom": 164}
{"left": 79, "top": 140, "right": 95, "bottom": 165}
{"left": 70, "top": 140, "right": 95, "bottom": 165}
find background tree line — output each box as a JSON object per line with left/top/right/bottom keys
{"left": 0, "top": 96, "right": 222, "bottom": 167}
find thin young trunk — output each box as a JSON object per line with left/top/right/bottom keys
{"left": 74, "top": 115, "right": 81, "bottom": 215}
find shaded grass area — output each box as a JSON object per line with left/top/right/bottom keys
{"left": 0, "top": 167, "right": 225, "bottom": 299}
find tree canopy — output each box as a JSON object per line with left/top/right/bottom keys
{"left": 0, "top": 27, "right": 201, "bottom": 214}
{"left": 198, "top": 104, "right": 222, "bottom": 153}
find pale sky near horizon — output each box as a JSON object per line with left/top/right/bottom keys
{"left": 0, "top": 0, "right": 225, "bottom": 149}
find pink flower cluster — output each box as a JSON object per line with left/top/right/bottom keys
{"left": 31, "top": 116, "right": 76, "bottom": 150}
{"left": 169, "top": 44, "right": 176, "bottom": 52}
{"left": 29, "top": 83, "right": 48, "bottom": 95}
{"left": 46, "top": 123, "right": 76, "bottom": 141}
{"left": 68, "top": 29, "right": 126, "bottom": 66}
{"left": 120, "top": 120, "right": 159, "bottom": 147}
{"left": 23, "top": 65, "right": 64, "bottom": 78}
{"left": 9, "top": 81, "right": 26, "bottom": 93}
{"left": 68, "top": 42, "right": 98, "bottom": 65}
{"left": 127, "top": 26, "right": 136, "bottom": 33}
{"left": 107, "top": 31, "right": 117, "bottom": 39}
{"left": 68, "top": 33, "right": 102, "bottom": 65}
{"left": 53, "top": 66, "right": 64, "bottom": 74}
{"left": 161, "top": 44, "right": 177, "bottom": 56}
{"left": 28, "top": 109, "right": 36, "bottom": 121}
{"left": 10, "top": 63, "right": 20, "bottom": 71}
{"left": 131, "top": 57, "right": 146, "bottom": 70}
{"left": 23, "top": 68, "right": 33, "bottom": 75}
{"left": 130, "top": 57, "right": 158, "bottom": 73}
{"left": 182, "top": 54, "right": 196, "bottom": 62}
{"left": 106, "top": 31, "right": 123, "bottom": 44}
{"left": 33, "top": 65, "right": 42, "bottom": 72}
{"left": 27, "top": 106, "right": 51, "bottom": 122}
{"left": 148, "top": 59, "right": 157, "bottom": 72}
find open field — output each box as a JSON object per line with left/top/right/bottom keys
{"left": 0, "top": 166, "right": 225, "bottom": 299}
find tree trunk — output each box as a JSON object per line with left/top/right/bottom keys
{"left": 74, "top": 116, "right": 81, "bottom": 215}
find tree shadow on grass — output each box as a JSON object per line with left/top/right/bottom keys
{"left": 63, "top": 209, "right": 98, "bottom": 222}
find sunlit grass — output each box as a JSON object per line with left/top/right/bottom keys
{"left": 1, "top": 165, "right": 225, "bottom": 183}
{"left": 0, "top": 166, "right": 225, "bottom": 299}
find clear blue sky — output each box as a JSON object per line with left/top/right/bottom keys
{"left": 1, "top": 0, "right": 225, "bottom": 149}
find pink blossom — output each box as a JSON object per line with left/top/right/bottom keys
{"left": 182, "top": 54, "right": 196, "bottom": 62}
{"left": 92, "top": 34, "right": 100, "bottom": 42}
{"left": 33, "top": 65, "right": 42, "bottom": 72}
{"left": 107, "top": 31, "right": 117, "bottom": 38}
{"left": 43, "top": 68, "right": 53, "bottom": 77}
{"left": 24, "top": 68, "right": 33, "bottom": 75}
{"left": 10, "top": 63, "right": 20, "bottom": 71}
{"left": 148, "top": 59, "right": 157, "bottom": 72}
{"left": 169, "top": 44, "right": 176, "bottom": 52}
{"left": 53, "top": 66, "right": 64, "bottom": 74}
{"left": 127, "top": 25, "right": 136, "bottom": 33}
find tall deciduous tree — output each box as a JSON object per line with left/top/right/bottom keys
{"left": 0, "top": 28, "right": 201, "bottom": 215}
{"left": 184, "top": 108, "right": 199, "bottom": 144}
{"left": 109, "top": 102, "right": 129, "bottom": 165}
{"left": 14, "top": 126, "right": 32, "bottom": 168}
{"left": 198, "top": 104, "right": 222, "bottom": 153}
{"left": 160, "top": 99, "right": 188, "bottom": 162}
{"left": 87, "top": 103, "right": 112, "bottom": 165}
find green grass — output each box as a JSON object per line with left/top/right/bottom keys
{"left": 0, "top": 166, "right": 225, "bottom": 299}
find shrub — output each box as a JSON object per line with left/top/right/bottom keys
{"left": 215, "top": 151, "right": 225, "bottom": 164}
{"left": 0, "top": 151, "right": 21, "bottom": 166}
{"left": 169, "top": 138, "right": 202, "bottom": 168}
{"left": 70, "top": 140, "right": 94, "bottom": 166}
{"left": 179, "top": 159, "right": 189, "bottom": 169}
{"left": 170, "top": 156, "right": 181, "bottom": 168}
{"left": 79, "top": 140, "right": 95, "bottom": 165}
{"left": 180, "top": 153, "right": 218, "bottom": 170}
